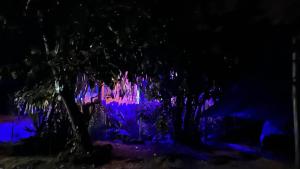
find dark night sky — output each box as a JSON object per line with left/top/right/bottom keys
{"left": 0, "top": 0, "right": 299, "bottom": 118}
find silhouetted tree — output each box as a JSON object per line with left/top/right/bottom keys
{"left": 0, "top": 0, "right": 169, "bottom": 154}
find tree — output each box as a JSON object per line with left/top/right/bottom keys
{"left": 0, "top": 0, "right": 232, "bottom": 151}
{"left": 0, "top": 0, "right": 169, "bottom": 154}
{"left": 292, "top": 36, "right": 299, "bottom": 169}
{"left": 3, "top": 0, "right": 295, "bottom": 155}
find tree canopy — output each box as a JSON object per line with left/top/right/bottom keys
{"left": 1, "top": 0, "right": 299, "bottom": 153}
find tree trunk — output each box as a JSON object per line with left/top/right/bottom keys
{"left": 173, "top": 94, "right": 184, "bottom": 141}
{"left": 183, "top": 95, "right": 192, "bottom": 130}
{"left": 183, "top": 95, "right": 195, "bottom": 143}
{"left": 292, "top": 37, "right": 299, "bottom": 169}
{"left": 61, "top": 86, "right": 93, "bottom": 152}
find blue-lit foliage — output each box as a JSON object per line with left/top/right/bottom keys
{"left": 88, "top": 98, "right": 165, "bottom": 143}
{"left": 260, "top": 120, "right": 286, "bottom": 145}
{"left": 75, "top": 72, "right": 173, "bottom": 143}
{"left": 0, "top": 117, "right": 35, "bottom": 143}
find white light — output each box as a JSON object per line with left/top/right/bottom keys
{"left": 136, "top": 89, "right": 140, "bottom": 104}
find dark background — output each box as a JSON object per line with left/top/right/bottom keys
{"left": 0, "top": 0, "right": 299, "bottom": 123}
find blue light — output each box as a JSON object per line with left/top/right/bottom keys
{"left": 260, "top": 120, "right": 285, "bottom": 145}
{"left": 89, "top": 99, "right": 163, "bottom": 142}
{"left": 0, "top": 117, "right": 35, "bottom": 143}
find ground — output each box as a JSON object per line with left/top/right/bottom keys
{"left": 0, "top": 115, "right": 294, "bottom": 169}
{"left": 0, "top": 140, "right": 294, "bottom": 169}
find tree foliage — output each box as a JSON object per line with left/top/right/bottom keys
{"left": 3, "top": 0, "right": 296, "bottom": 151}
{"left": 0, "top": 0, "right": 173, "bottom": 153}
